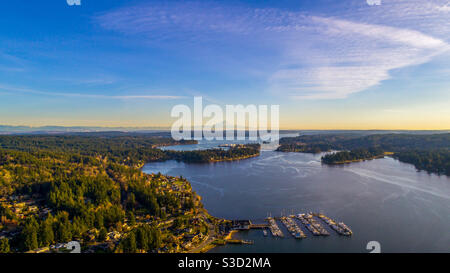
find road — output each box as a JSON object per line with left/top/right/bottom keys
{"left": 187, "top": 212, "right": 217, "bottom": 253}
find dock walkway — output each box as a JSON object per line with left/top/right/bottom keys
{"left": 265, "top": 217, "right": 284, "bottom": 237}
{"left": 314, "top": 213, "right": 352, "bottom": 236}
{"left": 281, "top": 216, "right": 307, "bottom": 239}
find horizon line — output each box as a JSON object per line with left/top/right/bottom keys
{"left": 0, "top": 124, "right": 449, "bottom": 132}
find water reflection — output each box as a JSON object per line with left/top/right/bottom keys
{"left": 143, "top": 142, "right": 450, "bottom": 252}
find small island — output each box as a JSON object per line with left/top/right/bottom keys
{"left": 166, "top": 143, "right": 261, "bottom": 163}
{"left": 276, "top": 143, "right": 332, "bottom": 154}
{"left": 321, "top": 148, "right": 386, "bottom": 165}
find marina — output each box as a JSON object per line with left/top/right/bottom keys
{"left": 236, "top": 212, "right": 351, "bottom": 241}
{"left": 280, "top": 216, "right": 307, "bottom": 239}
{"left": 265, "top": 217, "right": 284, "bottom": 237}
{"left": 315, "top": 213, "right": 353, "bottom": 236}
{"left": 144, "top": 147, "right": 450, "bottom": 253}
{"left": 297, "top": 213, "right": 330, "bottom": 236}
{"left": 297, "top": 213, "right": 321, "bottom": 236}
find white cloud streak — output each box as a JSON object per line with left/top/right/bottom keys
{"left": 96, "top": 1, "right": 450, "bottom": 99}
{"left": 271, "top": 16, "right": 449, "bottom": 99}
{"left": 0, "top": 84, "right": 184, "bottom": 100}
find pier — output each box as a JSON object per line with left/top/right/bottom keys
{"left": 297, "top": 213, "right": 330, "bottom": 236}
{"left": 249, "top": 224, "right": 270, "bottom": 229}
{"left": 231, "top": 220, "right": 269, "bottom": 230}
{"left": 315, "top": 213, "right": 352, "bottom": 236}
{"left": 265, "top": 217, "right": 284, "bottom": 237}
{"left": 280, "top": 216, "right": 307, "bottom": 239}
{"left": 231, "top": 212, "right": 351, "bottom": 242}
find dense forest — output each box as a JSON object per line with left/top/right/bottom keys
{"left": 0, "top": 134, "right": 260, "bottom": 166}
{"left": 0, "top": 134, "right": 259, "bottom": 253}
{"left": 321, "top": 148, "right": 385, "bottom": 164}
{"left": 276, "top": 143, "right": 334, "bottom": 153}
{"left": 165, "top": 144, "right": 261, "bottom": 163}
{"left": 0, "top": 146, "right": 189, "bottom": 252}
{"left": 277, "top": 133, "right": 450, "bottom": 176}
{"left": 393, "top": 150, "right": 450, "bottom": 176}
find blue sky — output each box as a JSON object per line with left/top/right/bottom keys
{"left": 0, "top": 0, "right": 449, "bottom": 129}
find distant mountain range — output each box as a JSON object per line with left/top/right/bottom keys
{"left": 0, "top": 125, "right": 171, "bottom": 134}
{"left": 0, "top": 125, "right": 447, "bottom": 135}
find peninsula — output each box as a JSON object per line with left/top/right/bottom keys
{"left": 0, "top": 133, "right": 258, "bottom": 253}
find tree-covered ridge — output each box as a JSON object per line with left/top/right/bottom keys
{"left": 166, "top": 144, "right": 261, "bottom": 163}
{"left": 321, "top": 148, "right": 385, "bottom": 164}
{"left": 276, "top": 143, "right": 334, "bottom": 154}
{"left": 0, "top": 135, "right": 260, "bottom": 166}
{"left": 393, "top": 150, "right": 450, "bottom": 176}
{"left": 278, "top": 133, "right": 450, "bottom": 152}
{"left": 0, "top": 134, "right": 250, "bottom": 253}
{"left": 277, "top": 133, "right": 450, "bottom": 176}
{"left": 0, "top": 145, "right": 205, "bottom": 252}
{"left": 0, "top": 134, "right": 193, "bottom": 167}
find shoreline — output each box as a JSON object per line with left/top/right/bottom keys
{"left": 224, "top": 230, "right": 239, "bottom": 240}
{"left": 322, "top": 155, "right": 386, "bottom": 165}
{"left": 200, "top": 230, "right": 239, "bottom": 253}
{"left": 209, "top": 153, "right": 260, "bottom": 163}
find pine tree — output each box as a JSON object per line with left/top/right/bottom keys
{"left": 123, "top": 232, "right": 137, "bottom": 253}
{"left": 94, "top": 211, "right": 104, "bottom": 229}
{"left": 39, "top": 218, "right": 54, "bottom": 247}
{"left": 22, "top": 218, "right": 39, "bottom": 250}
{"left": 98, "top": 227, "right": 108, "bottom": 242}
{"left": 127, "top": 211, "right": 136, "bottom": 226}
{"left": 0, "top": 238, "right": 10, "bottom": 253}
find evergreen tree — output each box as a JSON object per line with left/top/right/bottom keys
{"left": 98, "top": 227, "right": 107, "bottom": 242}
{"left": 94, "top": 212, "right": 104, "bottom": 229}
{"left": 127, "top": 193, "right": 136, "bottom": 210}
{"left": 54, "top": 212, "right": 72, "bottom": 243}
{"left": 0, "top": 238, "right": 10, "bottom": 253}
{"left": 127, "top": 211, "right": 136, "bottom": 226}
{"left": 136, "top": 227, "right": 148, "bottom": 250}
{"left": 122, "top": 232, "right": 137, "bottom": 253}
{"left": 39, "top": 217, "right": 54, "bottom": 247}
{"left": 22, "top": 217, "right": 39, "bottom": 251}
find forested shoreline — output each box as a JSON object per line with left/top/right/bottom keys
{"left": 277, "top": 133, "right": 450, "bottom": 176}
{"left": 0, "top": 135, "right": 260, "bottom": 166}
{"left": 321, "top": 148, "right": 385, "bottom": 164}
{"left": 0, "top": 134, "right": 258, "bottom": 253}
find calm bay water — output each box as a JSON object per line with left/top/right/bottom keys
{"left": 143, "top": 140, "right": 450, "bottom": 253}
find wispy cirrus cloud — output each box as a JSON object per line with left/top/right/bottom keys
{"left": 0, "top": 84, "right": 184, "bottom": 100}
{"left": 0, "top": 51, "right": 28, "bottom": 73}
{"left": 52, "top": 76, "right": 118, "bottom": 86}
{"left": 270, "top": 16, "right": 449, "bottom": 99}
{"left": 96, "top": 1, "right": 450, "bottom": 99}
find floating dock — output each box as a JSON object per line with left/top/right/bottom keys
{"left": 297, "top": 213, "right": 330, "bottom": 236}
{"left": 265, "top": 217, "right": 284, "bottom": 237}
{"left": 234, "top": 212, "right": 351, "bottom": 242}
{"left": 280, "top": 216, "right": 307, "bottom": 239}
{"left": 315, "top": 213, "right": 352, "bottom": 236}
{"left": 297, "top": 214, "right": 321, "bottom": 236}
